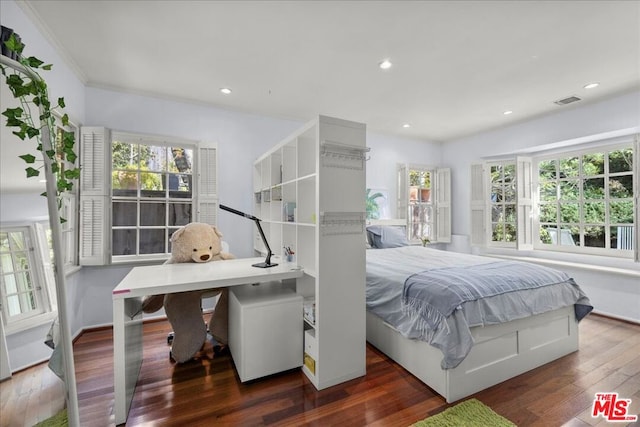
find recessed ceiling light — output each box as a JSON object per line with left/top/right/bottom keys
{"left": 379, "top": 59, "right": 392, "bottom": 70}
{"left": 503, "top": 110, "right": 513, "bottom": 115}
{"left": 402, "top": 123, "right": 411, "bottom": 128}
{"left": 584, "top": 82, "right": 599, "bottom": 89}
{"left": 220, "top": 88, "right": 232, "bottom": 95}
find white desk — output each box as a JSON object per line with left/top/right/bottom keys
{"left": 112, "top": 258, "right": 303, "bottom": 425}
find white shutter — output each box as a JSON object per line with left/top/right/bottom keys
{"left": 470, "top": 163, "right": 486, "bottom": 246}
{"left": 79, "top": 127, "right": 111, "bottom": 265}
{"left": 634, "top": 135, "right": 639, "bottom": 262}
{"left": 197, "top": 145, "right": 218, "bottom": 225}
{"left": 397, "top": 164, "right": 408, "bottom": 219}
{"left": 34, "top": 222, "right": 56, "bottom": 310}
{"left": 435, "top": 168, "right": 451, "bottom": 243}
{"left": 516, "top": 156, "right": 533, "bottom": 250}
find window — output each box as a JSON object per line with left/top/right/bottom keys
{"left": 111, "top": 137, "right": 194, "bottom": 259}
{"left": 489, "top": 162, "right": 517, "bottom": 245}
{"left": 398, "top": 164, "right": 451, "bottom": 243}
{"left": 0, "top": 226, "right": 54, "bottom": 330}
{"left": 535, "top": 144, "right": 634, "bottom": 254}
{"left": 472, "top": 132, "right": 637, "bottom": 260}
{"left": 79, "top": 128, "right": 218, "bottom": 265}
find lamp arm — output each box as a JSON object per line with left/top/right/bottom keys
{"left": 254, "top": 218, "right": 273, "bottom": 266}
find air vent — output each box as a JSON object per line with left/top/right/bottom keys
{"left": 554, "top": 95, "right": 581, "bottom": 106}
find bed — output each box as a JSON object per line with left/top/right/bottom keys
{"left": 365, "top": 225, "right": 593, "bottom": 403}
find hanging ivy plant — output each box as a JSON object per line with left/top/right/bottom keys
{"left": 1, "top": 32, "right": 80, "bottom": 207}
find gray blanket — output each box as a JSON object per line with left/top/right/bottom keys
{"left": 403, "top": 260, "right": 592, "bottom": 335}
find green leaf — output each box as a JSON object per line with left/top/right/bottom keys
{"left": 58, "top": 98, "right": 66, "bottom": 109}
{"left": 26, "top": 126, "right": 39, "bottom": 139}
{"left": 12, "top": 129, "right": 26, "bottom": 140}
{"left": 66, "top": 152, "right": 78, "bottom": 164}
{"left": 25, "top": 167, "right": 40, "bottom": 178}
{"left": 4, "top": 33, "right": 24, "bottom": 54}
{"left": 59, "top": 217, "right": 67, "bottom": 224}
{"left": 2, "top": 107, "right": 23, "bottom": 119}
{"left": 42, "top": 64, "right": 53, "bottom": 71}
{"left": 19, "top": 154, "right": 36, "bottom": 164}
{"left": 25, "top": 56, "right": 44, "bottom": 68}
{"left": 64, "top": 168, "right": 81, "bottom": 179}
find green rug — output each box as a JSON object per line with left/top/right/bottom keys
{"left": 412, "top": 399, "right": 516, "bottom": 427}
{"left": 33, "top": 409, "right": 67, "bottom": 427}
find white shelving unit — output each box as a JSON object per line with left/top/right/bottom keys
{"left": 253, "top": 115, "right": 368, "bottom": 389}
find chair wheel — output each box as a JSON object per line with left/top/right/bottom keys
{"left": 167, "top": 332, "right": 174, "bottom": 345}
{"left": 169, "top": 351, "right": 175, "bottom": 363}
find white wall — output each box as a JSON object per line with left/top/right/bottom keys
{"left": 441, "top": 91, "right": 640, "bottom": 322}
{"left": 366, "top": 132, "right": 441, "bottom": 217}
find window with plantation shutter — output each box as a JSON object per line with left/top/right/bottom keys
{"left": 397, "top": 164, "right": 451, "bottom": 243}
{"left": 78, "top": 128, "right": 217, "bottom": 265}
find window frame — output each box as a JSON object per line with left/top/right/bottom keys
{"left": 397, "top": 163, "right": 451, "bottom": 244}
{"left": 487, "top": 160, "right": 518, "bottom": 248}
{"left": 532, "top": 141, "right": 635, "bottom": 258}
{"left": 78, "top": 127, "right": 219, "bottom": 266}
{"left": 110, "top": 133, "right": 197, "bottom": 263}
{"left": 472, "top": 132, "right": 638, "bottom": 263}
{"left": 0, "top": 224, "right": 56, "bottom": 333}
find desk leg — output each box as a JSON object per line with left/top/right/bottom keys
{"left": 113, "top": 298, "right": 144, "bottom": 425}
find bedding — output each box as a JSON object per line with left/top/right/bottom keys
{"left": 366, "top": 246, "right": 593, "bottom": 369}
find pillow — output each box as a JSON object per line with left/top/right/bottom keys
{"left": 366, "top": 225, "right": 409, "bottom": 249}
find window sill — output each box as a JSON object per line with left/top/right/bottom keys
{"left": 4, "top": 311, "right": 57, "bottom": 336}
{"left": 480, "top": 247, "right": 640, "bottom": 278}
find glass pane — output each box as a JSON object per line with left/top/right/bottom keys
{"left": 611, "top": 225, "right": 634, "bottom": 250}
{"left": 14, "top": 252, "right": 29, "bottom": 271}
{"left": 16, "top": 271, "right": 31, "bottom": 291}
{"left": 559, "top": 156, "right": 579, "bottom": 178}
{"left": 491, "top": 223, "right": 504, "bottom": 242}
{"left": 610, "top": 200, "right": 634, "bottom": 224}
{"left": 490, "top": 205, "right": 504, "bottom": 223}
{"left": 504, "top": 223, "right": 516, "bottom": 242}
{"left": 419, "top": 188, "right": 431, "bottom": 202}
{"left": 169, "top": 203, "right": 192, "bottom": 226}
{"left": 539, "top": 226, "right": 554, "bottom": 244}
{"left": 609, "top": 175, "right": 633, "bottom": 198}
{"left": 504, "top": 204, "right": 516, "bottom": 222}
{"left": 583, "top": 201, "right": 605, "bottom": 223}
{"left": 540, "top": 182, "right": 557, "bottom": 202}
{"left": 491, "top": 183, "right": 503, "bottom": 202}
{"left": 0, "top": 232, "right": 8, "bottom": 252}
{"left": 169, "top": 148, "right": 193, "bottom": 173}
{"left": 503, "top": 164, "right": 516, "bottom": 182}
{"left": 112, "top": 169, "right": 139, "bottom": 194}
{"left": 140, "top": 172, "right": 164, "bottom": 194}
{"left": 168, "top": 174, "right": 193, "bottom": 198}
{"left": 504, "top": 184, "right": 516, "bottom": 203}
{"left": 140, "top": 203, "right": 166, "bottom": 226}
{"left": 7, "top": 295, "right": 20, "bottom": 317}
{"left": 3, "top": 273, "right": 17, "bottom": 293}
{"left": 582, "top": 153, "right": 604, "bottom": 176}
{"left": 139, "top": 229, "right": 166, "bottom": 254}
{"left": 112, "top": 229, "right": 137, "bottom": 256}
{"left": 560, "top": 202, "right": 579, "bottom": 223}
{"left": 583, "top": 178, "right": 604, "bottom": 199}
{"left": 538, "top": 160, "right": 556, "bottom": 181}
{"left": 560, "top": 226, "right": 580, "bottom": 246}
{"left": 539, "top": 204, "right": 557, "bottom": 223}
{"left": 609, "top": 148, "right": 633, "bottom": 173}
{"left": 1, "top": 254, "right": 14, "bottom": 273}
{"left": 584, "top": 226, "right": 605, "bottom": 248}
{"left": 112, "top": 142, "right": 138, "bottom": 170}
{"left": 146, "top": 146, "right": 167, "bottom": 172}
{"left": 9, "top": 232, "right": 25, "bottom": 251}
{"left": 559, "top": 180, "right": 579, "bottom": 200}
{"left": 113, "top": 202, "right": 137, "bottom": 226}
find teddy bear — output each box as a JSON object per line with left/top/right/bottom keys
{"left": 141, "top": 222, "right": 235, "bottom": 363}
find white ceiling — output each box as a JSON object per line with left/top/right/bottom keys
{"left": 20, "top": 0, "right": 640, "bottom": 142}
{"left": 2, "top": 1, "right": 639, "bottom": 193}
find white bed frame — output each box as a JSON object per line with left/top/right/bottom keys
{"left": 366, "top": 305, "right": 579, "bottom": 402}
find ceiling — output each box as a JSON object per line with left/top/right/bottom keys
{"left": 16, "top": 0, "right": 639, "bottom": 143}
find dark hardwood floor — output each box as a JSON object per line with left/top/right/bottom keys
{"left": 1, "top": 314, "right": 639, "bottom": 426}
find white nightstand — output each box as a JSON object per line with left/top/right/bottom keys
{"left": 229, "top": 281, "right": 303, "bottom": 382}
